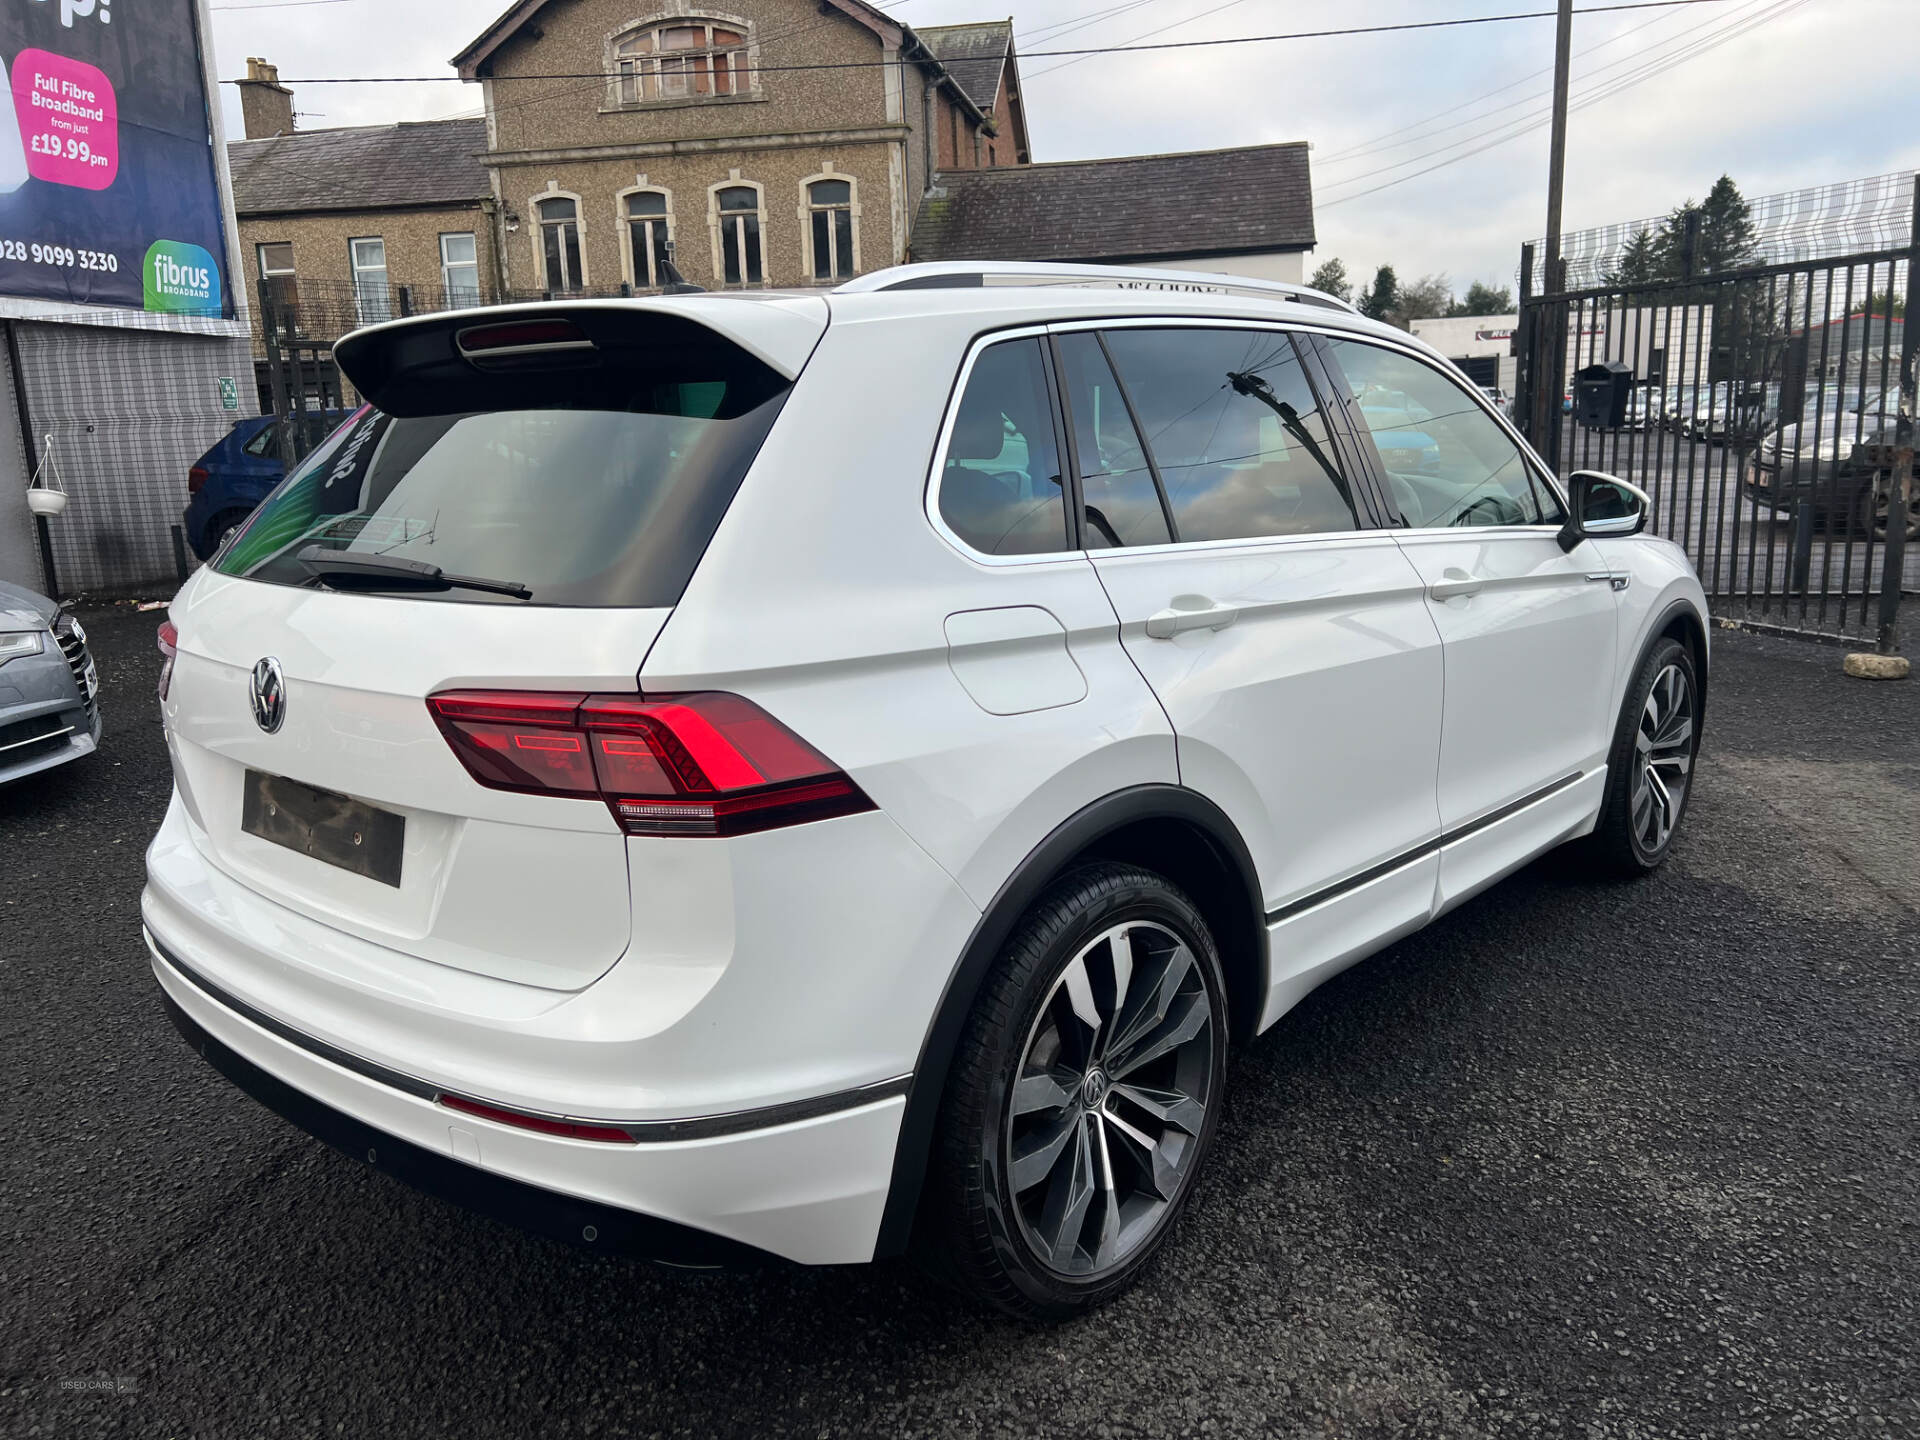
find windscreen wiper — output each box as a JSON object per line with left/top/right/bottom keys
{"left": 294, "top": 546, "right": 532, "bottom": 599}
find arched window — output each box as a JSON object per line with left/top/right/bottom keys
{"left": 805, "top": 178, "right": 855, "bottom": 282}
{"left": 625, "top": 189, "right": 672, "bottom": 290}
{"left": 713, "top": 184, "right": 763, "bottom": 286}
{"left": 615, "top": 19, "right": 748, "bottom": 104}
{"left": 536, "top": 194, "right": 584, "bottom": 292}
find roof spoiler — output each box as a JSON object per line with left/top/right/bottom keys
{"left": 839, "top": 262, "right": 1359, "bottom": 314}
{"left": 332, "top": 297, "right": 828, "bottom": 417}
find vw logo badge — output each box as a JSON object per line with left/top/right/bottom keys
{"left": 250, "top": 656, "right": 286, "bottom": 734}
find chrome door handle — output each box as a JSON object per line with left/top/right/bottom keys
{"left": 1145, "top": 595, "right": 1240, "bottom": 639}
{"left": 1428, "top": 571, "right": 1486, "bottom": 601}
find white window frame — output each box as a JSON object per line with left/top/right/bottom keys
{"left": 255, "top": 241, "right": 295, "bottom": 279}
{"left": 797, "top": 170, "right": 860, "bottom": 284}
{"left": 530, "top": 187, "right": 588, "bottom": 293}
{"left": 616, "top": 183, "right": 675, "bottom": 291}
{"left": 438, "top": 231, "right": 481, "bottom": 307}
{"left": 604, "top": 7, "right": 760, "bottom": 110}
{"left": 708, "top": 177, "right": 766, "bottom": 288}
{"left": 348, "top": 236, "right": 389, "bottom": 324}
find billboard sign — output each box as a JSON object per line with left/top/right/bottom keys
{"left": 0, "top": 0, "right": 230, "bottom": 316}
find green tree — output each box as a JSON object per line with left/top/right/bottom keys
{"left": 1450, "top": 280, "right": 1514, "bottom": 316}
{"left": 1357, "top": 264, "right": 1399, "bottom": 324}
{"left": 1393, "top": 272, "right": 1455, "bottom": 326}
{"left": 1867, "top": 290, "right": 1907, "bottom": 319}
{"left": 1308, "top": 258, "right": 1352, "bottom": 304}
{"left": 1604, "top": 227, "right": 1662, "bottom": 290}
{"left": 1698, "top": 174, "right": 1761, "bottom": 274}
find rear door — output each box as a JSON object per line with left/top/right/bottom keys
{"left": 1313, "top": 333, "right": 1619, "bottom": 909}
{"left": 162, "top": 300, "right": 822, "bottom": 991}
{"left": 1066, "top": 321, "right": 1445, "bottom": 1026}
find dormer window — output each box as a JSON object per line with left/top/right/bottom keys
{"left": 614, "top": 20, "right": 749, "bottom": 105}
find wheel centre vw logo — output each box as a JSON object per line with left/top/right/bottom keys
{"left": 250, "top": 656, "right": 286, "bottom": 734}
{"left": 1081, "top": 1069, "right": 1110, "bottom": 1108}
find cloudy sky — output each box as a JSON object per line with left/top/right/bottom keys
{"left": 208, "top": 0, "right": 1920, "bottom": 298}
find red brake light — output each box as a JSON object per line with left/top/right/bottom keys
{"left": 455, "top": 319, "right": 593, "bottom": 358}
{"left": 426, "top": 690, "right": 873, "bottom": 837}
{"left": 187, "top": 465, "right": 209, "bottom": 495}
{"left": 156, "top": 621, "right": 178, "bottom": 701}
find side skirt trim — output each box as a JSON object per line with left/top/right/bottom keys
{"left": 1263, "top": 772, "right": 1584, "bottom": 926}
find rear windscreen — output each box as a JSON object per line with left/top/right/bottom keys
{"left": 215, "top": 379, "right": 787, "bottom": 608}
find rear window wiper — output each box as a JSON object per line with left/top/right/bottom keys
{"left": 293, "top": 545, "right": 532, "bottom": 600}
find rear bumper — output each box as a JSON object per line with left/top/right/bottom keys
{"left": 155, "top": 976, "right": 777, "bottom": 1268}
{"left": 149, "top": 930, "right": 912, "bottom": 1264}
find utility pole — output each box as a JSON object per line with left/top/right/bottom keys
{"left": 1530, "top": 0, "right": 1576, "bottom": 464}
{"left": 1543, "top": 0, "right": 1574, "bottom": 279}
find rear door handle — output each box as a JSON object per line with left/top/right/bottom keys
{"left": 1428, "top": 569, "right": 1486, "bottom": 601}
{"left": 1145, "top": 595, "right": 1240, "bottom": 639}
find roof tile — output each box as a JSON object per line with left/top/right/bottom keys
{"left": 228, "top": 118, "right": 491, "bottom": 216}
{"left": 911, "top": 142, "right": 1314, "bottom": 264}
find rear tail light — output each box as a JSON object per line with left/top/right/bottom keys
{"left": 426, "top": 689, "right": 874, "bottom": 837}
{"left": 187, "top": 465, "right": 209, "bottom": 495}
{"left": 156, "top": 620, "right": 177, "bottom": 701}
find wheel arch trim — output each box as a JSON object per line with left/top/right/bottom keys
{"left": 872, "top": 784, "right": 1265, "bottom": 1258}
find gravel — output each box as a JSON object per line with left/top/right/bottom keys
{"left": 3, "top": 606, "right": 1916, "bottom": 1439}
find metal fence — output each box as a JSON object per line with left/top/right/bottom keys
{"left": 1513, "top": 180, "right": 1918, "bottom": 649}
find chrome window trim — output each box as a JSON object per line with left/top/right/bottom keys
{"left": 923, "top": 323, "right": 1081, "bottom": 568}
{"left": 924, "top": 313, "right": 1577, "bottom": 567}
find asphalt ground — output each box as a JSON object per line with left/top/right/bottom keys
{"left": 3, "top": 603, "right": 1916, "bottom": 1439}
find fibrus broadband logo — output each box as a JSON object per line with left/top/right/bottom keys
{"left": 143, "top": 239, "right": 221, "bottom": 314}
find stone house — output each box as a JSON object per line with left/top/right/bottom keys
{"left": 451, "top": 0, "right": 1028, "bottom": 294}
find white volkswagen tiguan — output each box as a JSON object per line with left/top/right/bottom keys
{"left": 143, "top": 263, "right": 1706, "bottom": 1319}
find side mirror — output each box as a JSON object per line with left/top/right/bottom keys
{"left": 1557, "top": 470, "right": 1650, "bottom": 552}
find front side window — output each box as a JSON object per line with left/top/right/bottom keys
{"left": 537, "top": 196, "right": 584, "bottom": 293}
{"left": 1324, "top": 338, "right": 1558, "bottom": 528}
{"left": 715, "top": 185, "right": 763, "bottom": 286}
{"left": 1103, "top": 328, "right": 1358, "bottom": 542}
{"left": 439, "top": 232, "right": 480, "bottom": 307}
{"left": 256, "top": 241, "right": 294, "bottom": 279}
{"left": 807, "top": 178, "right": 854, "bottom": 282}
{"left": 615, "top": 20, "right": 748, "bottom": 104}
{"left": 1057, "top": 332, "right": 1171, "bottom": 548}
{"left": 349, "top": 237, "right": 389, "bottom": 324}
{"left": 626, "top": 190, "right": 671, "bottom": 289}
{"left": 937, "top": 338, "right": 1067, "bottom": 556}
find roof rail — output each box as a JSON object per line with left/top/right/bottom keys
{"left": 837, "top": 261, "right": 1359, "bottom": 314}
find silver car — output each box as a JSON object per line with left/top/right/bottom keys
{"left": 0, "top": 580, "right": 101, "bottom": 784}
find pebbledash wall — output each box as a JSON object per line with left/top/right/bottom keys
{"left": 0, "top": 0, "right": 256, "bottom": 597}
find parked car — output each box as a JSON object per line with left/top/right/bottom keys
{"left": 143, "top": 261, "right": 1709, "bottom": 1321}
{"left": 1476, "top": 384, "right": 1514, "bottom": 419}
{"left": 182, "top": 412, "right": 348, "bottom": 562}
{"left": 1744, "top": 383, "right": 1908, "bottom": 535}
{"left": 0, "top": 580, "right": 100, "bottom": 784}
{"left": 1623, "top": 385, "right": 1663, "bottom": 431}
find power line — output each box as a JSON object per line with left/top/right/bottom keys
{"left": 1318, "top": 0, "right": 1813, "bottom": 209}
{"left": 217, "top": 1, "right": 1747, "bottom": 84}
{"left": 1320, "top": 0, "right": 1781, "bottom": 187}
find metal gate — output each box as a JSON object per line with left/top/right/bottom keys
{"left": 1513, "top": 185, "right": 1917, "bottom": 648}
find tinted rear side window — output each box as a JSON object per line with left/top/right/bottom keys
{"left": 1057, "top": 332, "right": 1172, "bottom": 549}
{"left": 1103, "top": 328, "right": 1358, "bottom": 542}
{"left": 215, "top": 381, "right": 787, "bottom": 607}
{"left": 937, "top": 337, "right": 1069, "bottom": 556}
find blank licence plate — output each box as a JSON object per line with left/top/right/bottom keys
{"left": 241, "top": 769, "right": 404, "bottom": 887}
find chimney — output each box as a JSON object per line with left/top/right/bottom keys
{"left": 238, "top": 57, "right": 294, "bottom": 139}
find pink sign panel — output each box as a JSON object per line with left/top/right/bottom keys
{"left": 10, "top": 48, "right": 119, "bottom": 191}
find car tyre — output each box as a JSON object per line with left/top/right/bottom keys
{"left": 206, "top": 508, "right": 252, "bottom": 559}
{"left": 1588, "top": 635, "right": 1700, "bottom": 875}
{"left": 924, "top": 861, "right": 1228, "bottom": 1321}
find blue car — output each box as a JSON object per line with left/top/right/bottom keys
{"left": 183, "top": 412, "right": 347, "bottom": 561}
